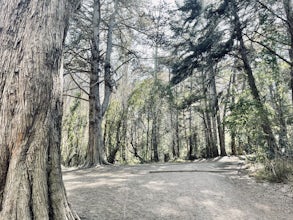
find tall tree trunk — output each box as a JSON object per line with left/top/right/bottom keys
{"left": 187, "top": 79, "right": 194, "bottom": 160}
{"left": 203, "top": 112, "right": 212, "bottom": 158}
{"left": 230, "top": 72, "right": 237, "bottom": 155}
{"left": 146, "top": 111, "right": 150, "bottom": 161}
{"left": 0, "top": 0, "right": 79, "bottom": 219}
{"left": 201, "top": 70, "right": 216, "bottom": 158}
{"left": 203, "top": 104, "right": 216, "bottom": 158}
{"left": 232, "top": 1, "right": 279, "bottom": 157}
{"left": 87, "top": 0, "right": 102, "bottom": 166}
{"left": 174, "top": 101, "right": 180, "bottom": 158}
{"left": 210, "top": 65, "right": 227, "bottom": 156}
{"left": 102, "top": 0, "right": 117, "bottom": 114}
{"left": 121, "top": 105, "right": 128, "bottom": 162}
{"left": 206, "top": 71, "right": 219, "bottom": 158}
{"left": 151, "top": 30, "right": 160, "bottom": 162}
{"left": 171, "top": 86, "right": 180, "bottom": 159}
{"left": 87, "top": 0, "right": 118, "bottom": 166}
{"left": 182, "top": 109, "right": 188, "bottom": 157}
{"left": 152, "top": 112, "right": 159, "bottom": 162}
{"left": 283, "top": 0, "right": 293, "bottom": 104}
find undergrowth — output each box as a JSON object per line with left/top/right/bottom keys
{"left": 253, "top": 158, "right": 293, "bottom": 183}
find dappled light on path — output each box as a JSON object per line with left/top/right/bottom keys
{"left": 63, "top": 157, "right": 293, "bottom": 220}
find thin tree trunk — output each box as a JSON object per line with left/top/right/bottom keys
{"left": 0, "top": 0, "right": 79, "bottom": 219}
{"left": 230, "top": 72, "right": 237, "bottom": 155}
{"left": 175, "top": 102, "right": 180, "bottom": 158}
{"left": 171, "top": 86, "right": 180, "bottom": 159}
{"left": 121, "top": 105, "right": 128, "bottom": 162}
{"left": 146, "top": 110, "right": 150, "bottom": 160}
{"left": 283, "top": 0, "right": 293, "bottom": 104}
{"left": 152, "top": 112, "right": 159, "bottom": 162}
{"left": 203, "top": 112, "right": 212, "bottom": 158}
{"left": 211, "top": 113, "right": 219, "bottom": 157}
{"left": 102, "top": 0, "right": 118, "bottom": 114}
{"left": 187, "top": 78, "right": 194, "bottom": 160}
{"left": 182, "top": 109, "right": 189, "bottom": 158}
{"left": 188, "top": 110, "right": 195, "bottom": 160}
{"left": 201, "top": 70, "right": 214, "bottom": 158}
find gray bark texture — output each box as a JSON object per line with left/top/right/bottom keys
{"left": 87, "top": 0, "right": 104, "bottom": 166}
{"left": 86, "top": 0, "right": 117, "bottom": 166}
{"left": 0, "top": 0, "right": 79, "bottom": 219}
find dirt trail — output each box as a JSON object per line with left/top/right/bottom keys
{"left": 63, "top": 157, "right": 293, "bottom": 220}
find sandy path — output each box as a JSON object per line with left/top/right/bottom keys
{"left": 63, "top": 157, "right": 293, "bottom": 220}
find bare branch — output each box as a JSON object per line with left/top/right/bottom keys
{"left": 256, "top": 0, "right": 288, "bottom": 25}
{"left": 63, "top": 94, "right": 89, "bottom": 102}
{"left": 114, "top": 57, "right": 135, "bottom": 72}
{"left": 245, "top": 33, "right": 292, "bottom": 66}
{"left": 68, "top": 72, "right": 90, "bottom": 96}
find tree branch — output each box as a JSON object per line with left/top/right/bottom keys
{"left": 245, "top": 34, "right": 292, "bottom": 66}
{"left": 68, "top": 72, "right": 90, "bottom": 96}
{"left": 114, "top": 57, "right": 135, "bottom": 72}
{"left": 256, "top": 0, "right": 289, "bottom": 25}
{"left": 63, "top": 94, "right": 89, "bottom": 102}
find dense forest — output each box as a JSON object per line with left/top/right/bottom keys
{"left": 62, "top": 0, "right": 292, "bottom": 179}
{"left": 0, "top": 0, "right": 292, "bottom": 219}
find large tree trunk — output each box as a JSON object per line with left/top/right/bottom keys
{"left": 210, "top": 66, "right": 227, "bottom": 156}
{"left": 86, "top": 0, "right": 108, "bottom": 166}
{"left": 232, "top": 1, "right": 279, "bottom": 157}
{"left": 0, "top": 0, "right": 79, "bottom": 219}
{"left": 201, "top": 70, "right": 217, "bottom": 158}
{"left": 204, "top": 71, "right": 219, "bottom": 158}
{"left": 86, "top": 0, "right": 117, "bottom": 166}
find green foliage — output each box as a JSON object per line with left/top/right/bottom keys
{"left": 62, "top": 93, "right": 88, "bottom": 166}
{"left": 226, "top": 94, "right": 260, "bottom": 131}
{"left": 128, "top": 79, "right": 153, "bottom": 108}
{"left": 225, "top": 90, "right": 272, "bottom": 154}
{"left": 170, "top": 0, "right": 235, "bottom": 85}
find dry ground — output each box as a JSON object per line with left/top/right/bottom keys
{"left": 63, "top": 157, "right": 293, "bottom": 220}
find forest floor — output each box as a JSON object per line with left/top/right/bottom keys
{"left": 63, "top": 156, "right": 293, "bottom": 220}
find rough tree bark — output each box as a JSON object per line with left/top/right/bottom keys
{"left": 87, "top": 0, "right": 101, "bottom": 167}
{"left": 86, "top": 0, "right": 117, "bottom": 166}
{"left": 171, "top": 86, "right": 180, "bottom": 159}
{"left": 202, "top": 70, "right": 219, "bottom": 158}
{"left": 230, "top": 72, "right": 237, "bottom": 155}
{"left": 151, "top": 108, "right": 160, "bottom": 162}
{"left": 187, "top": 78, "right": 197, "bottom": 160}
{"left": 0, "top": 0, "right": 79, "bottom": 219}
{"left": 210, "top": 65, "right": 227, "bottom": 156}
